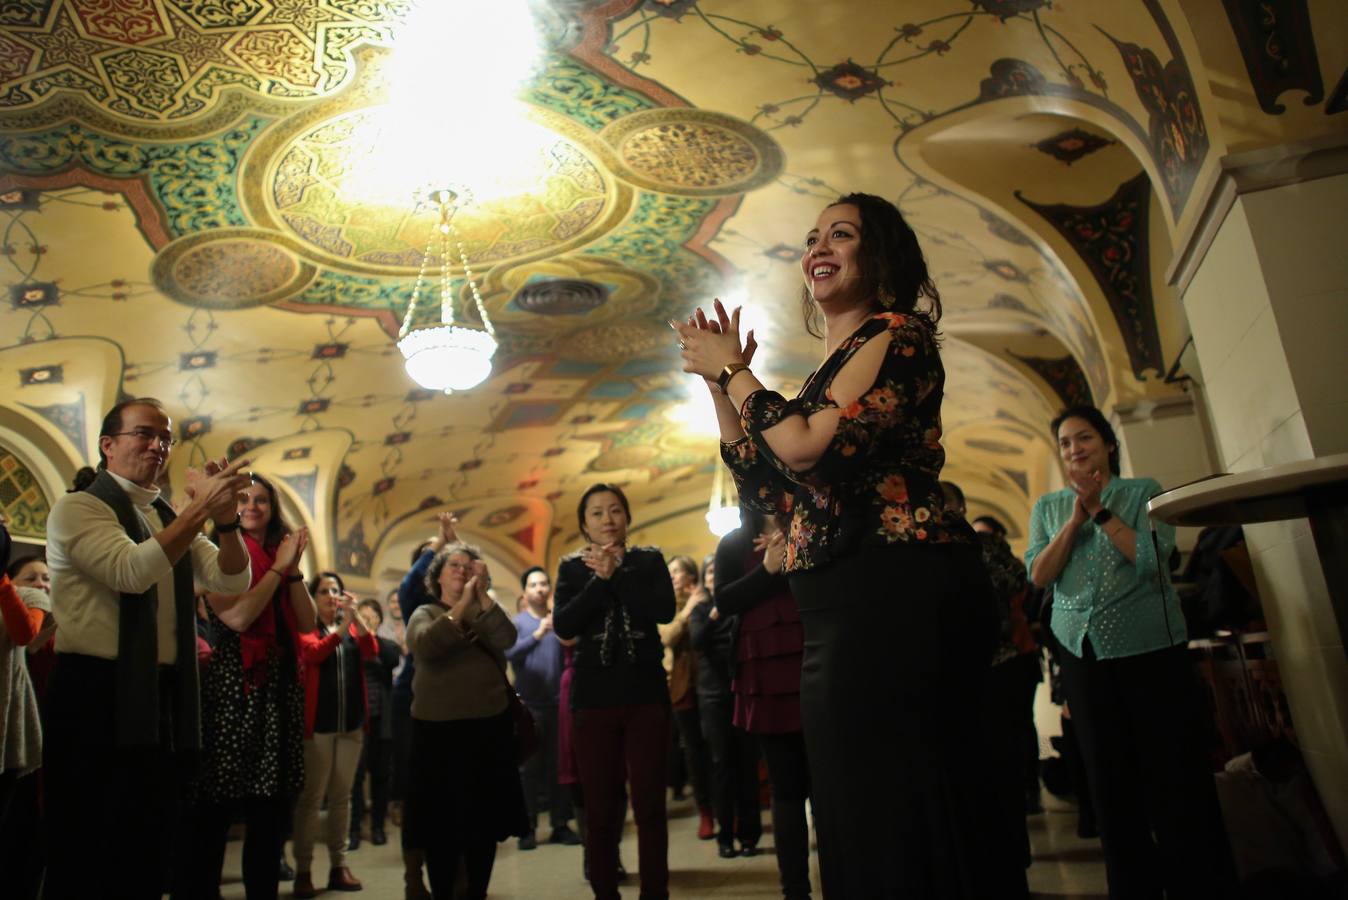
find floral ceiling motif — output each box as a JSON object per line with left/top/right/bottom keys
{"left": 0, "top": 0, "right": 1250, "bottom": 579}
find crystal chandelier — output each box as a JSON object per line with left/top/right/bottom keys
{"left": 705, "top": 460, "right": 741, "bottom": 537}
{"left": 396, "top": 188, "right": 497, "bottom": 393}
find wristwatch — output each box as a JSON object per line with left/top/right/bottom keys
{"left": 1092, "top": 507, "right": 1114, "bottom": 526}
{"left": 717, "top": 362, "right": 750, "bottom": 393}
{"left": 215, "top": 514, "right": 242, "bottom": 533}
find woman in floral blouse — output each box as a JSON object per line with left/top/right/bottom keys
{"left": 676, "top": 193, "right": 1018, "bottom": 898}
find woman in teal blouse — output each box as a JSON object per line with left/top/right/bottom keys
{"left": 1027, "top": 405, "right": 1233, "bottom": 898}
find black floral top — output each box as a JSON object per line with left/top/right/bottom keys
{"left": 721, "top": 312, "right": 973, "bottom": 573}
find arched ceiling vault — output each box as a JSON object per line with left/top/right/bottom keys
{"left": 1, "top": 0, "right": 1343, "bottom": 587}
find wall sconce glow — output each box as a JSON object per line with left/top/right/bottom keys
{"left": 705, "top": 504, "right": 742, "bottom": 537}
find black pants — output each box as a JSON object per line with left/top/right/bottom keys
{"left": 698, "top": 695, "right": 762, "bottom": 849}
{"left": 407, "top": 714, "right": 525, "bottom": 900}
{"left": 758, "top": 731, "right": 812, "bottom": 899}
{"left": 518, "top": 702, "right": 573, "bottom": 833}
{"left": 392, "top": 688, "right": 413, "bottom": 804}
{"left": 352, "top": 721, "right": 393, "bottom": 834}
{"left": 0, "top": 769, "right": 44, "bottom": 900}
{"left": 44, "top": 653, "right": 191, "bottom": 900}
{"left": 984, "top": 656, "right": 1036, "bottom": 871}
{"left": 671, "top": 705, "right": 711, "bottom": 810}
{"left": 1056, "top": 639, "right": 1235, "bottom": 899}
{"left": 180, "top": 794, "right": 292, "bottom": 900}
{"left": 789, "top": 542, "right": 1022, "bottom": 899}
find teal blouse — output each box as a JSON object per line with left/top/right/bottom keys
{"left": 1024, "top": 476, "right": 1186, "bottom": 660}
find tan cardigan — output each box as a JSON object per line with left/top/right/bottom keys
{"left": 406, "top": 600, "right": 516, "bottom": 722}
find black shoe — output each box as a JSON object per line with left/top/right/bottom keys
{"left": 278, "top": 856, "right": 295, "bottom": 881}
{"left": 718, "top": 843, "right": 738, "bottom": 859}
{"left": 518, "top": 832, "right": 538, "bottom": 851}
{"left": 371, "top": 827, "right": 387, "bottom": 846}
{"left": 549, "top": 825, "right": 582, "bottom": 846}
{"left": 740, "top": 843, "right": 759, "bottom": 858}
{"left": 348, "top": 831, "right": 361, "bottom": 851}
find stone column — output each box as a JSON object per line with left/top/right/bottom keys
{"left": 1173, "top": 136, "right": 1348, "bottom": 850}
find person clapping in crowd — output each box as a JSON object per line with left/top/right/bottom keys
{"left": 1027, "top": 406, "right": 1234, "bottom": 897}
{"left": 661, "top": 555, "right": 714, "bottom": 841}
{"left": 0, "top": 523, "right": 51, "bottom": 900}
{"left": 292, "top": 572, "right": 378, "bottom": 897}
{"left": 677, "top": 195, "right": 1011, "bottom": 897}
{"left": 553, "top": 484, "right": 676, "bottom": 900}
{"left": 404, "top": 541, "right": 526, "bottom": 900}
{"left": 687, "top": 553, "right": 762, "bottom": 861}
{"left": 349, "top": 598, "right": 400, "bottom": 850}
{"left": 507, "top": 566, "right": 581, "bottom": 851}
{"left": 182, "top": 475, "right": 316, "bottom": 900}
{"left": 43, "top": 398, "right": 253, "bottom": 899}
{"left": 711, "top": 510, "right": 812, "bottom": 899}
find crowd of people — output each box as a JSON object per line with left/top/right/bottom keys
{"left": 0, "top": 191, "right": 1240, "bottom": 900}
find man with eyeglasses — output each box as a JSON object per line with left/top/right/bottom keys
{"left": 43, "top": 397, "right": 254, "bottom": 899}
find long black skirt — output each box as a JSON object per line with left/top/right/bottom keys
{"left": 789, "top": 541, "right": 1026, "bottom": 899}
{"left": 403, "top": 709, "right": 528, "bottom": 850}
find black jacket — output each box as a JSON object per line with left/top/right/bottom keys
{"left": 553, "top": 546, "right": 675, "bottom": 709}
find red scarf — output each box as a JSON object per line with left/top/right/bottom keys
{"left": 240, "top": 533, "right": 299, "bottom": 692}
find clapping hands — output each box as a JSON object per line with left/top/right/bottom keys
{"left": 184, "top": 457, "right": 252, "bottom": 525}
{"left": 583, "top": 542, "right": 622, "bottom": 580}
{"left": 753, "top": 529, "right": 787, "bottom": 574}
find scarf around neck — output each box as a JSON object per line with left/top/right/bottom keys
{"left": 240, "top": 533, "right": 299, "bottom": 691}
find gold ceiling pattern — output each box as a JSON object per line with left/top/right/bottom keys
{"left": 2, "top": 0, "right": 1340, "bottom": 588}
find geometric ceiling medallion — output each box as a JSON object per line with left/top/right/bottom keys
{"left": 152, "top": 228, "right": 318, "bottom": 309}
{"left": 243, "top": 102, "right": 632, "bottom": 277}
{"left": 600, "top": 109, "right": 784, "bottom": 197}
{"left": 1033, "top": 127, "right": 1115, "bottom": 164}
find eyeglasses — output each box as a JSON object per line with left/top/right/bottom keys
{"left": 106, "top": 427, "right": 176, "bottom": 449}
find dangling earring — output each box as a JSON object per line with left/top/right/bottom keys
{"left": 878, "top": 284, "right": 896, "bottom": 309}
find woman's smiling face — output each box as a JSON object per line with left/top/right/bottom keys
{"left": 801, "top": 203, "right": 864, "bottom": 308}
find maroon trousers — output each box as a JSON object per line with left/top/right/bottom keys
{"left": 572, "top": 702, "right": 670, "bottom": 900}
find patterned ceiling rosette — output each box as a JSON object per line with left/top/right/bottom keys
{"left": 0, "top": 0, "right": 403, "bottom": 137}
{"left": 600, "top": 108, "right": 784, "bottom": 198}
{"left": 471, "top": 254, "right": 660, "bottom": 351}
{"left": 561, "top": 320, "right": 673, "bottom": 362}
{"left": 242, "top": 102, "right": 633, "bottom": 278}
{"left": 152, "top": 228, "right": 318, "bottom": 309}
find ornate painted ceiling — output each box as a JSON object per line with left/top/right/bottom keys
{"left": 1, "top": 0, "right": 1343, "bottom": 590}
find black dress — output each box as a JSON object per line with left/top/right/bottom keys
{"left": 723, "top": 312, "right": 1020, "bottom": 898}
{"left": 198, "top": 602, "right": 305, "bottom": 804}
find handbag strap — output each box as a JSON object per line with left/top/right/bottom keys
{"left": 466, "top": 625, "right": 516, "bottom": 694}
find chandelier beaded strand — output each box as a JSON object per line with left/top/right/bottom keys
{"left": 395, "top": 188, "right": 499, "bottom": 393}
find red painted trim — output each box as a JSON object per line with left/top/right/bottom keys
{"left": 570, "top": 0, "right": 691, "bottom": 109}
{"left": 0, "top": 169, "right": 172, "bottom": 249}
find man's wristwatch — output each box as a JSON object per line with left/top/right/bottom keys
{"left": 1092, "top": 507, "right": 1114, "bottom": 527}
{"left": 717, "top": 362, "right": 751, "bottom": 393}
{"left": 215, "top": 514, "right": 242, "bottom": 533}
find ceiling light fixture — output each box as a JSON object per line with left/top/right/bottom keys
{"left": 705, "top": 460, "right": 741, "bottom": 537}
{"left": 396, "top": 188, "right": 497, "bottom": 393}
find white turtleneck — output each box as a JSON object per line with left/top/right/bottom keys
{"left": 46, "top": 471, "right": 250, "bottom": 664}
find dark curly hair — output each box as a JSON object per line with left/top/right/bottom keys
{"left": 800, "top": 192, "right": 941, "bottom": 337}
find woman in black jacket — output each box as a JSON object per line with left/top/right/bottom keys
{"left": 553, "top": 484, "right": 676, "bottom": 900}
{"left": 687, "top": 555, "right": 762, "bottom": 860}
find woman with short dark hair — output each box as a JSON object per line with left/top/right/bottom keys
{"left": 553, "top": 484, "right": 675, "bottom": 900}
{"left": 404, "top": 541, "right": 526, "bottom": 900}
{"left": 1028, "top": 405, "right": 1234, "bottom": 897}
